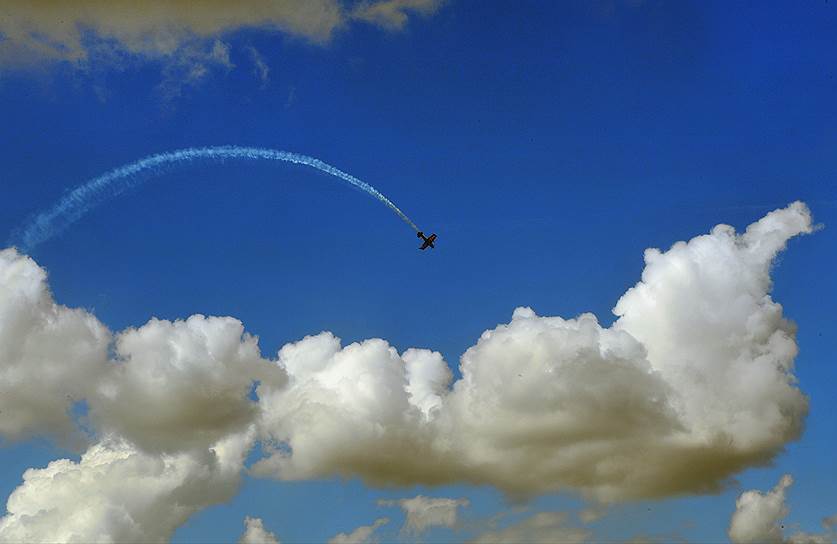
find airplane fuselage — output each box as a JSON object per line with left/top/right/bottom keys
{"left": 417, "top": 231, "right": 437, "bottom": 250}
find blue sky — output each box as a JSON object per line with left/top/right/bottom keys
{"left": 0, "top": 2, "right": 835, "bottom": 542}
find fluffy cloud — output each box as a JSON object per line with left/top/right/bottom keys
{"left": 89, "top": 314, "right": 284, "bottom": 453}
{"left": 0, "top": 430, "right": 252, "bottom": 543}
{"left": 614, "top": 202, "right": 812, "bottom": 463}
{"left": 0, "top": 202, "right": 818, "bottom": 540}
{"left": 403, "top": 349, "right": 453, "bottom": 419}
{"left": 0, "top": 248, "right": 109, "bottom": 447}
{"left": 469, "top": 512, "right": 590, "bottom": 544}
{"left": 239, "top": 516, "right": 280, "bottom": 544}
{"left": 0, "top": 1, "right": 444, "bottom": 70}
{"left": 0, "top": 253, "right": 279, "bottom": 540}
{"left": 0, "top": 248, "right": 283, "bottom": 453}
{"left": 251, "top": 334, "right": 452, "bottom": 486}
{"left": 378, "top": 495, "right": 469, "bottom": 533}
{"left": 729, "top": 474, "right": 836, "bottom": 544}
{"left": 328, "top": 518, "right": 388, "bottom": 544}
{"left": 253, "top": 202, "right": 813, "bottom": 501}
{"left": 729, "top": 474, "right": 794, "bottom": 543}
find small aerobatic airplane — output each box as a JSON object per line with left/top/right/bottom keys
{"left": 417, "top": 231, "right": 437, "bottom": 250}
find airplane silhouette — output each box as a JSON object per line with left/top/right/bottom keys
{"left": 417, "top": 231, "right": 437, "bottom": 250}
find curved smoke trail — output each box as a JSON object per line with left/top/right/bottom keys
{"left": 15, "top": 146, "right": 420, "bottom": 251}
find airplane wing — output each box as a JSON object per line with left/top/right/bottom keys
{"left": 418, "top": 232, "right": 436, "bottom": 250}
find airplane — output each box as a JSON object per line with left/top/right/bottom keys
{"left": 417, "top": 231, "right": 437, "bottom": 250}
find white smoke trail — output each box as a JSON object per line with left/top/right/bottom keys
{"left": 14, "top": 146, "right": 420, "bottom": 251}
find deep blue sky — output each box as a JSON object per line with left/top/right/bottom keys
{"left": 1, "top": 1, "right": 835, "bottom": 541}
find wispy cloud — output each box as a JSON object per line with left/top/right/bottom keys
{"left": 469, "top": 512, "right": 590, "bottom": 544}
{"left": 329, "top": 518, "right": 389, "bottom": 544}
{"left": 378, "top": 495, "right": 469, "bottom": 534}
{"left": 156, "top": 39, "right": 235, "bottom": 100}
{"left": 247, "top": 45, "right": 270, "bottom": 87}
{"left": 352, "top": 0, "right": 444, "bottom": 30}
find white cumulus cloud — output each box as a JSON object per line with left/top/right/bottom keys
{"left": 0, "top": 429, "right": 252, "bottom": 543}
{"left": 252, "top": 333, "right": 449, "bottom": 486}
{"left": 729, "top": 474, "right": 836, "bottom": 544}
{"left": 0, "top": 248, "right": 109, "bottom": 447}
{"left": 729, "top": 474, "right": 794, "bottom": 544}
{"left": 89, "top": 314, "right": 284, "bottom": 453}
{"left": 253, "top": 202, "right": 813, "bottom": 501}
{"left": 0, "top": 202, "right": 819, "bottom": 540}
{"left": 239, "top": 516, "right": 280, "bottom": 544}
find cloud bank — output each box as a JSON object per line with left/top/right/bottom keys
{"left": 0, "top": 1, "right": 444, "bottom": 70}
{"left": 0, "top": 202, "right": 816, "bottom": 540}
{"left": 253, "top": 202, "right": 813, "bottom": 501}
